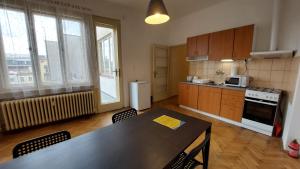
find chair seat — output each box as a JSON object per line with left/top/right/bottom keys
{"left": 169, "top": 152, "right": 202, "bottom": 169}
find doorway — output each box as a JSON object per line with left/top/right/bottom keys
{"left": 152, "top": 45, "right": 170, "bottom": 102}
{"left": 94, "top": 16, "right": 123, "bottom": 112}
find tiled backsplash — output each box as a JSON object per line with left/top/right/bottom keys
{"left": 189, "top": 57, "right": 300, "bottom": 102}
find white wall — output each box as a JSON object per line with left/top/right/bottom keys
{"left": 279, "top": 0, "right": 300, "bottom": 150}
{"left": 62, "top": 0, "right": 169, "bottom": 107}
{"left": 166, "top": 0, "right": 274, "bottom": 52}
{"left": 278, "top": 0, "right": 300, "bottom": 55}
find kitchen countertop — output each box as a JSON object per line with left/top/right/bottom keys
{"left": 181, "top": 81, "right": 246, "bottom": 91}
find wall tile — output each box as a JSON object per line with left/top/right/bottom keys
{"left": 258, "top": 59, "right": 272, "bottom": 71}
{"left": 188, "top": 58, "right": 299, "bottom": 102}
{"left": 272, "top": 59, "right": 286, "bottom": 70}
{"left": 247, "top": 60, "right": 258, "bottom": 70}
{"left": 257, "top": 70, "right": 271, "bottom": 82}
{"left": 270, "top": 70, "right": 284, "bottom": 83}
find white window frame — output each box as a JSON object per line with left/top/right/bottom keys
{"left": 0, "top": 4, "right": 91, "bottom": 94}
{"left": 0, "top": 6, "right": 37, "bottom": 91}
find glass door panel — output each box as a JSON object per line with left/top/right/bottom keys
{"left": 94, "top": 18, "right": 123, "bottom": 112}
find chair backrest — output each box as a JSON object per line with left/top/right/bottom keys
{"left": 13, "top": 131, "right": 71, "bottom": 158}
{"left": 112, "top": 108, "right": 138, "bottom": 123}
{"left": 182, "top": 133, "right": 211, "bottom": 168}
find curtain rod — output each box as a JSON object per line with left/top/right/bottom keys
{"left": 30, "top": 0, "right": 92, "bottom": 12}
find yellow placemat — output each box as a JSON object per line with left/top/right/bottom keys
{"left": 153, "top": 115, "right": 185, "bottom": 130}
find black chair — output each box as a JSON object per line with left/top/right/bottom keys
{"left": 167, "top": 133, "right": 211, "bottom": 169}
{"left": 13, "top": 131, "right": 71, "bottom": 158}
{"left": 112, "top": 108, "right": 138, "bottom": 123}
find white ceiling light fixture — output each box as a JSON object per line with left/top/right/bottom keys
{"left": 145, "top": 0, "right": 170, "bottom": 25}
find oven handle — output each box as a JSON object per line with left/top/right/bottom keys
{"left": 245, "top": 98, "right": 277, "bottom": 106}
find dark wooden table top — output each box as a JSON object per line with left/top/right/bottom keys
{"left": 0, "top": 108, "right": 212, "bottom": 169}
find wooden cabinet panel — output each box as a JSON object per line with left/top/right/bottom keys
{"left": 187, "top": 37, "right": 198, "bottom": 57}
{"left": 209, "top": 29, "right": 234, "bottom": 60}
{"left": 178, "top": 83, "right": 188, "bottom": 106}
{"left": 187, "top": 34, "right": 209, "bottom": 58}
{"left": 233, "top": 25, "right": 254, "bottom": 60}
{"left": 196, "top": 34, "right": 210, "bottom": 56}
{"left": 188, "top": 84, "right": 199, "bottom": 109}
{"left": 198, "top": 86, "right": 222, "bottom": 116}
{"left": 178, "top": 83, "right": 198, "bottom": 109}
{"left": 220, "top": 89, "right": 245, "bottom": 122}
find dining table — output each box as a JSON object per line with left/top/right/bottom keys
{"left": 0, "top": 107, "right": 212, "bottom": 169}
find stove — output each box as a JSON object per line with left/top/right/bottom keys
{"left": 242, "top": 87, "right": 282, "bottom": 136}
{"left": 245, "top": 87, "right": 281, "bottom": 102}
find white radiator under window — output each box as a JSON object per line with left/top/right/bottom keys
{"left": 0, "top": 91, "right": 96, "bottom": 131}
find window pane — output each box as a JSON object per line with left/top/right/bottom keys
{"left": 34, "top": 14, "right": 63, "bottom": 85}
{"left": 62, "top": 19, "right": 89, "bottom": 84}
{"left": 0, "top": 8, "right": 34, "bottom": 86}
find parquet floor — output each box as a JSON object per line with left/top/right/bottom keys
{"left": 0, "top": 97, "right": 299, "bottom": 169}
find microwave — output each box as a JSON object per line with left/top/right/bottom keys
{"left": 224, "top": 75, "right": 249, "bottom": 87}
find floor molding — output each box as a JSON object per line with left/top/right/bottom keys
{"left": 179, "top": 105, "right": 242, "bottom": 127}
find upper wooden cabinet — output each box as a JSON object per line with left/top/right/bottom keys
{"left": 186, "top": 24, "right": 254, "bottom": 61}
{"left": 187, "top": 36, "right": 198, "bottom": 57}
{"left": 187, "top": 34, "right": 209, "bottom": 57}
{"left": 209, "top": 29, "right": 234, "bottom": 60}
{"left": 233, "top": 24, "right": 254, "bottom": 60}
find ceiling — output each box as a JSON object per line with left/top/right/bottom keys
{"left": 102, "top": 0, "right": 228, "bottom": 18}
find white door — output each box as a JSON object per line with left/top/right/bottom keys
{"left": 94, "top": 17, "right": 123, "bottom": 112}
{"left": 152, "top": 45, "right": 170, "bottom": 102}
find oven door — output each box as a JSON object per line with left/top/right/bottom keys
{"left": 243, "top": 98, "right": 277, "bottom": 126}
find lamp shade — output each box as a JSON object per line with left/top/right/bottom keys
{"left": 145, "top": 0, "right": 170, "bottom": 24}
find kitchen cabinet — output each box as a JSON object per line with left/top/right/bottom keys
{"left": 220, "top": 89, "right": 245, "bottom": 122}
{"left": 178, "top": 83, "right": 199, "bottom": 109}
{"left": 187, "top": 36, "right": 198, "bottom": 57}
{"left": 233, "top": 25, "right": 254, "bottom": 60}
{"left": 209, "top": 29, "right": 234, "bottom": 60}
{"left": 187, "top": 34, "right": 209, "bottom": 58}
{"left": 198, "top": 86, "right": 222, "bottom": 116}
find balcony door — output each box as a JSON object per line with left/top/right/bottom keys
{"left": 94, "top": 16, "right": 123, "bottom": 112}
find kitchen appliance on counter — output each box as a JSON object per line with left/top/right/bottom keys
{"left": 192, "top": 79, "right": 211, "bottom": 84}
{"left": 186, "top": 75, "right": 198, "bottom": 82}
{"left": 242, "top": 87, "right": 282, "bottom": 136}
{"left": 224, "top": 75, "right": 249, "bottom": 87}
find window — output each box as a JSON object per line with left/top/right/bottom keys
{"left": 98, "top": 33, "right": 115, "bottom": 77}
{"left": 0, "top": 4, "right": 92, "bottom": 94}
{"left": 33, "top": 14, "right": 63, "bottom": 85}
{"left": 62, "top": 18, "right": 89, "bottom": 84}
{"left": 0, "top": 8, "right": 34, "bottom": 87}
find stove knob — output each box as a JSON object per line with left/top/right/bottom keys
{"left": 266, "top": 96, "right": 269, "bottom": 99}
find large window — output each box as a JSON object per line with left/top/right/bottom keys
{"left": 0, "top": 5, "right": 91, "bottom": 94}
{"left": 0, "top": 8, "right": 34, "bottom": 87}
{"left": 62, "top": 18, "right": 89, "bottom": 83}
{"left": 33, "top": 14, "right": 63, "bottom": 85}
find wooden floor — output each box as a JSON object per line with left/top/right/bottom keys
{"left": 0, "top": 97, "right": 299, "bottom": 168}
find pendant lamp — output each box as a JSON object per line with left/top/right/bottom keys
{"left": 145, "top": 0, "right": 170, "bottom": 24}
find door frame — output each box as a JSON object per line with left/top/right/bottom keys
{"left": 93, "top": 15, "right": 124, "bottom": 113}
{"left": 151, "top": 44, "right": 170, "bottom": 102}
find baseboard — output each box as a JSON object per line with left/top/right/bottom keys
{"left": 179, "top": 105, "right": 242, "bottom": 127}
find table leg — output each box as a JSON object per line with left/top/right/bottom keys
{"left": 203, "top": 126, "right": 211, "bottom": 169}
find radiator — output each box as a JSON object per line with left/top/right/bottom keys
{"left": 0, "top": 91, "right": 96, "bottom": 131}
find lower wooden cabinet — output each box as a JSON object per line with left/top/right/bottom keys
{"left": 178, "top": 83, "right": 245, "bottom": 123}
{"left": 198, "top": 86, "right": 222, "bottom": 116}
{"left": 178, "top": 83, "right": 199, "bottom": 109}
{"left": 220, "top": 89, "right": 245, "bottom": 122}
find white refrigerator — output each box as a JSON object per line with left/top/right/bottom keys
{"left": 130, "top": 81, "right": 151, "bottom": 111}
